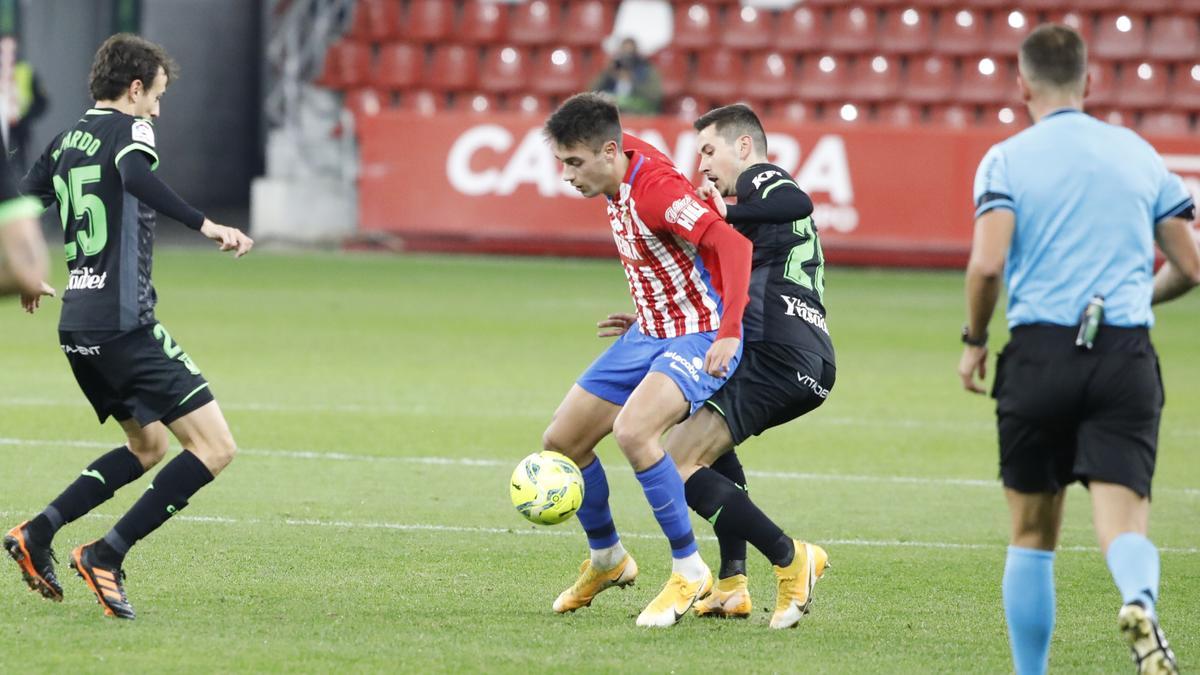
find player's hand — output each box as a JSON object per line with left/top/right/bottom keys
{"left": 696, "top": 182, "right": 727, "bottom": 218}
{"left": 20, "top": 281, "right": 55, "bottom": 314}
{"left": 597, "top": 312, "right": 636, "bottom": 338}
{"left": 958, "top": 344, "right": 989, "bottom": 394}
{"left": 200, "top": 219, "right": 254, "bottom": 258}
{"left": 704, "top": 337, "right": 740, "bottom": 378}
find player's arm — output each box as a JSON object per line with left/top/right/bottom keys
{"left": 725, "top": 177, "right": 814, "bottom": 225}
{"left": 0, "top": 138, "right": 51, "bottom": 298}
{"left": 1149, "top": 170, "right": 1199, "bottom": 305}
{"left": 118, "top": 152, "right": 253, "bottom": 257}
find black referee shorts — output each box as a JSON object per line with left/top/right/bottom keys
{"left": 60, "top": 323, "right": 214, "bottom": 427}
{"left": 706, "top": 341, "right": 835, "bottom": 446}
{"left": 992, "top": 324, "right": 1162, "bottom": 498}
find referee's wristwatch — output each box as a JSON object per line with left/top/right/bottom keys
{"left": 961, "top": 325, "right": 988, "bottom": 347}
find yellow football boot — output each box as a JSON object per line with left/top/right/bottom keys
{"left": 693, "top": 573, "right": 751, "bottom": 618}
{"left": 636, "top": 567, "right": 713, "bottom": 627}
{"left": 553, "top": 554, "right": 638, "bottom": 613}
{"left": 770, "top": 541, "right": 830, "bottom": 629}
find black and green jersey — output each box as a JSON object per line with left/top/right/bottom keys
{"left": 23, "top": 108, "right": 162, "bottom": 331}
{"left": 727, "top": 163, "right": 834, "bottom": 365}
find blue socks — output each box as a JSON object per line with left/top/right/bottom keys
{"left": 1106, "top": 532, "right": 1160, "bottom": 617}
{"left": 1003, "top": 546, "right": 1055, "bottom": 675}
{"left": 635, "top": 455, "right": 697, "bottom": 558}
{"left": 577, "top": 458, "right": 619, "bottom": 549}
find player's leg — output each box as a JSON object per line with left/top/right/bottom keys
{"left": 1003, "top": 488, "right": 1066, "bottom": 675}
{"left": 546, "top": 329, "right": 650, "bottom": 613}
{"left": 707, "top": 450, "right": 748, "bottom": 575}
{"left": 543, "top": 384, "right": 638, "bottom": 612}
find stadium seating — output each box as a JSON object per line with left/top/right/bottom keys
{"left": 777, "top": 6, "right": 826, "bottom": 54}
{"left": 402, "top": 0, "right": 454, "bottom": 42}
{"left": 324, "top": 0, "right": 1200, "bottom": 132}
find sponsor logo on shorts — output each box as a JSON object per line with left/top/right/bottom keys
{"left": 780, "top": 294, "right": 829, "bottom": 335}
{"left": 67, "top": 267, "right": 108, "bottom": 291}
{"left": 798, "top": 373, "right": 830, "bottom": 399}
{"left": 663, "top": 350, "right": 704, "bottom": 383}
{"left": 61, "top": 344, "right": 101, "bottom": 356}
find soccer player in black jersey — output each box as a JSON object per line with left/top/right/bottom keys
{"left": 0, "top": 134, "right": 49, "bottom": 297}
{"left": 602, "top": 104, "right": 836, "bottom": 628}
{"left": 2, "top": 34, "right": 252, "bottom": 620}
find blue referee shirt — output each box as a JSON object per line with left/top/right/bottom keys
{"left": 973, "top": 108, "right": 1194, "bottom": 328}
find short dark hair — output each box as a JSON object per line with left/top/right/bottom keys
{"left": 89, "top": 33, "right": 179, "bottom": 101}
{"left": 693, "top": 103, "right": 768, "bottom": 155}
{"left": 544, "top": 92, "right": 622, "bottom": 152}
{"left": 1019, "top": 24, "right": 1086, "bottom": 90}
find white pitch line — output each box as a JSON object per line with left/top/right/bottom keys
{"left": 2, "top": 436, "right": 1198, "bottom": 497}
{"left": 0, "top": 509, "right": 1195, "bottom": 555}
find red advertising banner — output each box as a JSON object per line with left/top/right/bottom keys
{"left": 357, "top": 112, "right": 1200, "bottom": 267}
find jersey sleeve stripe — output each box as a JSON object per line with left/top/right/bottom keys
{"left": 1155, "top": 196, "right": 1195, "bottom": 223}
{"left": 114, "top": 143, "right": 160, "bottom": 171}
{"left": 0, "top": 195, "right": 45, "bottom": 225}
{"left": 761, "top": 179, "right": 800, "bottom": 199}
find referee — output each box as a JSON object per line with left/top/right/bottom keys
{"left": 957, "top": 25, "right": 1199, "bottom": 675}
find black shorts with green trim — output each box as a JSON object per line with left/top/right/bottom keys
{"left": 59, "top": 323, "right": 213, "bottom": 427}
{"left": 705, "top": 341, "right": 836, "bottom": 446}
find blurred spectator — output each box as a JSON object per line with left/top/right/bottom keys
{"left": 0, "top": 34, "right": 48, "bottom": 172}
{"left": 591, "top": 38, "right": 662, "bottom": 114}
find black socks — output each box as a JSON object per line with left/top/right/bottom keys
{"left": 26, "top": 446, "right": 145, "bottom": 546}
{"left": 100, "top": 450, "right": 213, "bottom": 565}
{"left": 684, "top": 466, "right": 795, "bottom": 569}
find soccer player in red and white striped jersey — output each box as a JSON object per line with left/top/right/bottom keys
{"left": 540, "top": 93, "right": 752, "bottom": 627}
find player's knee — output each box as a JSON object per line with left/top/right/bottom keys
{"left": 541, "top": 426, "right": 564, "bottom": 454}
{"left": 193, "top": 430, "right": 238, "bottom": 474}
{"left": 611, "top": 418, "right": 653, "bottom": 457}
{"left": 127, "top": 428, "right": 169, "bottom": 469}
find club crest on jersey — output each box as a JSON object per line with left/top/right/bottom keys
{"left": 132, "top": 119, "right": 156, "bottom": 146}
{"left": 752, "top": 169, "right": 782, "bottom": 190}
{"left": 664, "top": 195, "right": 706, "bottom": 231}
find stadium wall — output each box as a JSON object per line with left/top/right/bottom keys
{"left": 357, "top": 112, "right": 1200, "bottom": 267}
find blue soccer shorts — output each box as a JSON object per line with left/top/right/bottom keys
{"left": 577, "top": 323, "right": 742, "bottom": 415}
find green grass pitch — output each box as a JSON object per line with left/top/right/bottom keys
{"left": 1, "top": 250, "right": 1197, "bottom": 673}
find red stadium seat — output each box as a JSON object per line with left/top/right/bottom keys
{"left": 425, "top": 44, "right": 479, "bottom": 92}
{"left": 1125, "top": 0, "right": 1173, "bottom": 11}
{"left": 1138, "top": 111, "right": 1192, "bottom": 136}
{"left": 931, "top": 103, "right": 972, "bottom": 128}
{"left": 910, "top": 0, "right": 957, "bottom": 7}
{"left": 1175, "top": 64, "right": 1200, "bottom": 111}
{"left": 693, "top": 49, "right": 743, "bottom": 104}
{"left": 1181, "top": 0, "right": 1200, "bottom": 11}
{"left": 510, "top": 0, "right": 562, "bottom": 46}
{"left": 1093, "top": 108, "right": 1132, "bottom": 127}
{"left": 1071, "top": 0, "right": 1120, "bottom": 8}
{"left": 460, "top": 1, "right": 509, "bottom": 45}
{"left": 879, "top": 7, "right": 932, "bottom": 54}
{"left": 508, "top": 94, "right": 553, "bottom": 116}
{"left": 979, "top": 104, "right": 1027, "bottom": 129}
{"left": 318, "top": 40, "right": 371, "bottom": 90}
{"left": 530, "top": 47, "right": 586, "bottom": 96}
{"left": 348, "top": 0, "right": 400, "bottom": 42}
{"left": 373, "top": 42, "right": 422, "bottom": 91}
{"left": 1147, "top": 16, "right": 1200, "bottom": 63}
{"left": 934, "top": 8, "right": 987, "bottom": 57}
{"left": 462, "top": 93, "right": 501, "bottom": 114}
{"left": 1019, "top": 0, "right": 1067, "bottom": 9}
{"left": 957, "top": 57, "right": 1015, "bottom": 104}
{"left": 987, "top": 10, "right": 1033, "bottom": 58}
{"left": 397, "top": 89, "right": 441, "bottom": 115}
{"left": 651, "top": 48, "right": 692, "bottom": 100}
{"left": 778, "top": 6, "right": 826, "bottom": 54}
{"left": 905, "top": 54, "right": 956, "bottom": 104}
{"left": 479, "top": 46, "right": 531, "bottom": 94}
{"left": 721, "top": 5, "right": 775, "bottom": 50}
{"left": 827, "top": 6, "right": 879, "bottom": 54}
{"left": 764, "top": 100, "right": 813, "bottom": 124}
{"left": 1049, "top": 12, "right": 1094, "bottom": 46}
{"left": 1092, "top": 13, "right": 1148, "bottom": 62}
{"left": 1084, "top": 61, "right": 1117, "bottom": 107}
{"left": 1116, "top": 62, "right": 1168, "bottom": 109}
{"left": 562, "top": 1, "right": 614, "bottom": 48}
{"left": 829, "top": 102, "right": 866, "bottom": 125}
{"left": 672, "top": 4, "right": 719, "bottom": 51}
{"left": 743, "top": 52, "right": 797, "bottom": 102}
{"left": 961, "top": 0, "right": 1007, "bottom": 8}
{"left": 847, "top": 55, "right": 901, "bottom": 101}
{"left": 344, "top": 87, "right": 387, "bottom": 118}
{"left": 665, "top": 95, "right": 701, "bottom": 121}
{"left": 877, "top": 101, "right": 920, "bottom": 126}
{"left": 402, "top": 0, "right": 454, "bottom": 42}
{"left": 797, "top": 54, "right": 849, "bottom": 102}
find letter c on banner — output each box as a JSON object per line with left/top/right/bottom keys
{"left": 446, "top": 125, "right": 513, "bottom": 196}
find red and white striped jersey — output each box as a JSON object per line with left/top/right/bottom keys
{"left": 605, "top": 147, "right": 727, "bottom": 339}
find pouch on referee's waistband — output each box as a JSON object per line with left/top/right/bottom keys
{"left": 1074, "top": 294, "right": 1105, "bottom": 350}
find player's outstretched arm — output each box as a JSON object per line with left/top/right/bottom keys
{"left": 1151, "top": 216, "right": 1200, "bottom": 305}
{"left": 200, "top": 219, "right": 254, "bottom": 258}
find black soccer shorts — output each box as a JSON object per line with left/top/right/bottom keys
{"left": 59, "top": 323, "right": 214, "bottom": 427}
{"left": 705, "top": 341, "right": 836, "bottom": 446}
{"left": 992, "top": 324, "right": 1162, "bottom": 498}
